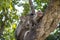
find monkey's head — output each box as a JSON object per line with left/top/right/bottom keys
{"left": 36, "top": 10, "right": 43, "bottom": 18}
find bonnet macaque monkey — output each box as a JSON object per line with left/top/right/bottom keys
{"left": 15, "top": 10, "right": 43, "bottom": 40}
{"left": 15, "top": 0, "right": 43, "bottom": 40}
{"left": 16, "top": 11, "right": 43, "bottom": 40}
{"left": 23, "top": 10, "right": 43, "bottom": 40}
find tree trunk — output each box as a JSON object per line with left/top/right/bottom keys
{"left": 15, "top": 0, "right": 60, "bottom": 40}
{"left": 35, "top": 0, "right": 60, "bottom": 40}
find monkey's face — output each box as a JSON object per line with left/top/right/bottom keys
{"left": 37, "top": 11, "right": 43, "bottom": 18}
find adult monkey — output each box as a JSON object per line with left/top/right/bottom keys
{"left": 15, "top": 0, "right": 43, "bottom": 40}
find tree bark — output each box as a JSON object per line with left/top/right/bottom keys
{"left": 35, "top": 0, "right": 60, "bottom": 40}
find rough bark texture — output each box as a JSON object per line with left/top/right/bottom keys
{"left": 36, "top": 0, "right": 60, "bottom": 40}
{"left": 15, "top": 0, "right": 60, "bottom": 40}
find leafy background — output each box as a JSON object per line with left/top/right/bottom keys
{"left": 0, "top": 0, "right": 60, "bottom": 40}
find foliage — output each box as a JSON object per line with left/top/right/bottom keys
{"left": 0, "top": 0, "right": 20, "bottom": 40}
{"left": 46, "top": 28, "right": 60, "bottom": 40}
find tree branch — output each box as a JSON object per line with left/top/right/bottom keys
{"left": 29, "top": 0, "right": 35, "bottom": 14}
